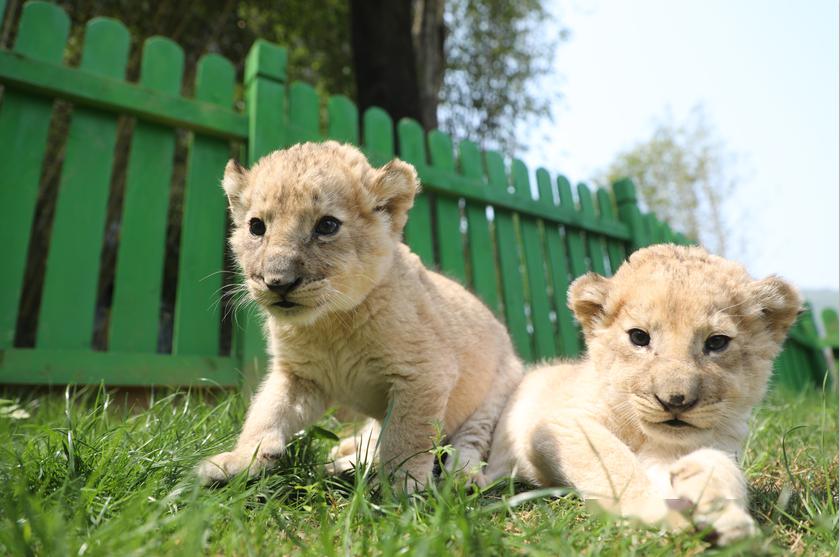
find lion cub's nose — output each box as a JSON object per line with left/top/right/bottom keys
{"left": 655, "top": 394, "right": 698, "bottom": 413}
{"left": 265, "top": 276, "right": 302, "bottom": 296}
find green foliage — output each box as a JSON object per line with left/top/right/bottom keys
{"left": 441, "top": 0, "right": 565, "bottom": 153}
{"left": 0, "top": 386, "right": 836, "bottom": 555}
{"left": 600, "top": 106, "right": 737, "bottom": 256}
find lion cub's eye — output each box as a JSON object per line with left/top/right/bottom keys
{"left": 704, "top": 334, "right": 731, "bottom": 353}
{"left": 628, "top": 328, "right": 650, "bottom": 347}
{"left": 249, "top": 217, "right": 266, "bottom": 236}
{"left": 314, "top": 216, "right": 341, "bottom": 236}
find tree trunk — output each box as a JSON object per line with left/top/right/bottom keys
{"left": 411, "top": 0, "right": 445, "bottom": 131}
{"left": 349, "top": 0, "right": 424, "bottom": 127}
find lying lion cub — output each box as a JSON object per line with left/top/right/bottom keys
{"left": 483, "top": 244, "right": 800, "bottom": 544}
{"left": 197, "top": 142, "right": 522, "bottom": 491}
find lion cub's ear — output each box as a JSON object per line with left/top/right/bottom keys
{"left": 568, "top": 272, "right": 611, "bottom": 333}
{"left": 369, "top": 159, "right": 419, "bottom": 234}
{"left": 750, "top": 276, "right": 802, "bottom": 343}
{"left": 221, "top": 159, "right": 249, "bottom": 221}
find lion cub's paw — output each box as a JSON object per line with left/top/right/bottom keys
{"left": 695, "top": 503, "right": 757, "bottom": 545}
{"left": 443, "top": 446, "right": 485, "bottom": 483}
{"left": 196, "top": 451, "right": 255, "bottom": 485}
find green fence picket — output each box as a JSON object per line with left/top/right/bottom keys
{"left": 428, "top": 131, "right": 466, "bottom": 281}
{"left": 362, "top": 107, "right": 394, "bottom": 167}
{"left": 172, "top": 54, "right": 236, "bottom": 358}
{"left": 459, "top": 140, "right": 500, "bottom": 315}
{"left": 396, "top": 119, "right": 434, "bottom": 266}
{"left": 327, "top": 95, "right": 359, "bottom": 144}
{"left": 486, "top": 152, "right": 532, "bottom": 360}
{"left": 235, "top": 39, "right": 287, "bottom": 379}
{"left": 288, "top": 81, "right": 320, "bottom": 143}
{"left": 578, "top": 183, "right": 607, "bottom": 276}
{"left": 613, "top": 178, "right": 648, "bottom": 251}
{"left": 36, "top": 17, "right": 130, "bottom": 350}
{"left": 557, "top": 176, "right": 588, "bottom": 278}
{"left": 596, "top": 188, "right": 626, "bottom": 273}
{"left": 0, "top": 2, "right": 70, "bottom": 348}
{"left": 539, "top": 169, "right": 580, "bottom": 356}
{"left": 513, "top": 160, "right": 554, "bottom": 359}
{"left": 109, "top": 37, "right": 184, "bottom": 352}
{"left": 822, "top": 308, "right": 838, "bottom": 353}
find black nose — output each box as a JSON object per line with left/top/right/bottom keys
{"left": 655, "top": 394, "right": 698, "bottom": 413}
{"left": 265, "top": 277, "right": 302, "bottom": 296}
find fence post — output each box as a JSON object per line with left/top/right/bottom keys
{"left": 612, "top": 178, "right": 648, "bottom": 252}
{"left": 236, "top": 40, "right": 288, "bottom": 385}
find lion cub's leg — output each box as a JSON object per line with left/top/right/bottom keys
{"left": 530, "top": 416, "right": 672, "bottom": 525}
{"left": 378, "top": 376, "right": 452, "bottom": 493}
{"left": 326, "top": 418, "right": 381, "bottom": 476}
{"left": 197, "top": 370, "right": 327, "bottom": 484}
{"left": 445, "top": 354, "right": 523, "bottom": 482}
{"left": 669, "top": 448, "right": 756, "bottom": 544}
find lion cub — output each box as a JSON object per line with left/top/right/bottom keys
{"left": 197, "top": 142, "right": 522, "bottom": 491}
{"left": 483, "top": 245, "right": 801, "bottom": 544}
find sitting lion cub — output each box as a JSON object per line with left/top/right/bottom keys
{"left": 483, "top": 244, "right": 800, "bottom": 544}
{"left": 197, "top": 142, "right": 522, "bottom": 491}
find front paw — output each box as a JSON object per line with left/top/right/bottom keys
{"left": 443, "top": 446, "right": 484, "bottom": 482}
{"left": 669, "top": 458, "right": 756, "bottom": 545}
{"left": 196, "top": 450, "right": 266, "bottom": 484}
{"left": 695, "top": 503, "right": 757, "bottom": 545}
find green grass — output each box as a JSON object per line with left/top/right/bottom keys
{"left": 0, "top": 386, "right": 836, "bottom": 556}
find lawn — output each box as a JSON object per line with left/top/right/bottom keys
{"left": 0, "top": 384, "right": 836, "bottom": 556}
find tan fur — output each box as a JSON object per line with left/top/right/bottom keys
{"left": 197, "top": 142, "right": 522, "bottom": 491}
{"left": 484, "top": 244, "right": 801, "bottom": 544}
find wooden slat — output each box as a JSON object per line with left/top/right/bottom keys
{"left": 596, "top": 188, "right": 626, "bottom": 274}
{"left": 0, "top": 348, "right": 239, "bottom": 386}
{"left": 244, "top": 39, "right": 287, "bottom": 161}
{"left": 557, "top": 176, "right": 588, "bottom": 278}
{"left": 428, "top": 131, "right": 466, "bottom": 281}
{"left": 459, "top": 140, "right": 500, "bottom": 315}
{"left": 109, "top": 37, "right": 184, "bottom": 352}
{"left": 513, "top": 160, "right": 554, "bottom": 360}
{"left": 397, "top": 119, "right": 434, "bottom": 266}
{"left": 0, "top": 1, "right": 69, "bottom": 348}
{"left": 613, "top": 178, "right": 648, "bottom": 252}
{"left": 821, "top": 308, "right": 838, "bottom": 351}
{"left": 327, "top": 95, "right": 359, "bottom": 144}
{"left": 36, "top": 17, "right": 130, "bottom": 349}
{"left": 172, "top": 55, "right": 236, "bottom": 356}
{"left": 486, "top": 152, "right": 532, "bottom": 360}
{"left": 234, "top": 40, "right": 287, "bottom": 379}
{"left": 578, "top": 183, "right": 607, "bottom": 276}
{"left": 288, "top": 81, "right": 320, "bottom": 143}
{"left": 649, "top": 214, "right": 666, "bottom": 244}
{"left": 362, "top": 107, "right": 394, "bottom": 166}
{"left": 539, "top": 169, "right": 580, "bottom": 356}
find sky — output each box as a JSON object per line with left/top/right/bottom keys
{"left": 521, "top": 0, "right": 839, "bottom": 292}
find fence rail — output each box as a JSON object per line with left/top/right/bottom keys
{"left": 0, "top": 1, "right": 831, "bottom": 389}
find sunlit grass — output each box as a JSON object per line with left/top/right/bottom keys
{"left": 0, "top": 385, "right": 836, "bottom": 556}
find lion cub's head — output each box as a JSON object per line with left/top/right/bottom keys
{"left": 569, "top": 244, "right": 801, "bottom": 447}
{"left": 221, "top": 142, "right": 418, "bottom": 325}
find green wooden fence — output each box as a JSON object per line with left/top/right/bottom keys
{"left": 0, "top": 2, "right": 831, "bottom": 389}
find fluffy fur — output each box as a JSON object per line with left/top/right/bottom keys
{"left": 197, "top": 141, "right": 522, "bottom": 491}
{"left": 483, "top": 244, "right": 801, "bottom": 544}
